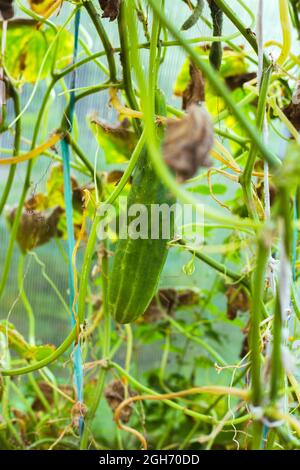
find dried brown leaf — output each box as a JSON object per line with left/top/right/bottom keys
{"left": 182, "top": 62, "right": 205, "bottom": 110}
{"left": 283, "top": 101, "right": 300, "bottom": 131}
{"left": 225, "top": 72, "right": 256, "bottom": 91}
{"left": 163, "top": 105, "right": 214, "bottom": 182}
{"left": 99, "top": 0, "right": 120, "bottom": 21}
{"left": 107, "top": 170, "right": 130, "bottom": 184}
{"left": 105, "top": 380, "right": 136, "bottom": 423}
{"left": 7, "top": 206, "right": 64, "bottom": 253}
{"left": 0, "top": 0, "right": 14, "bottom": 20}
{"left": 226, "top": 285, "right": 250, "bottom": 320}
{"left": 32, "top": 382, "right": 54, "bottom": 411}
{"left": 143, "top": 288, "right": 199, "bottom": 323}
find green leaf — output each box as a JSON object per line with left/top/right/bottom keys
{"left": 46, "top": 165, "right": 66, "bottom": 208}
{"left": 0, "top": 321, "right": 32, "bottom": 358}
{"left": 33, "top": 344, "right": 55, "bottom": 361}
{"left": 90, "top": 117, "right": 138, "bottom": 164}
{"left": 1, "top": 22, "right": 73, "bottom": 83}
{"left": 0, "top": 321, "right": 55, "bottom": 360}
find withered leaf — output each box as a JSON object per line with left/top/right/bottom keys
{"left": 0, "top": 0, "right": 14, "bottom": 20}
{"left": 240, "top": 335, "right": 249, "bottom": 359}
{"left": 226, "top": 285, "right": 250, "bottom": 320}
{"left": 105, "top": 380, "right": 136, "bottom": 423}
{"left": 32, "top": 382, "right": 54, "bottom": 411}
{"left": 143, "top": 288, "right": 178, "bottom": 323}
{"left": 255, "top": 178, "right": 277, "bottom": 207}
{"left": 99, "top": 0, "right": 120, "bottom": 21}
{"left": 225, "top": 72, "right": 256, "bottom": 91}
{"left": 7, "top": 206, "right": 64, "bottom": 253}
{"left": 143, "top": 288, "right": 199, "bottom": 323}
{"left": 163, "top": 104, "right": 214, "bottom": 182}
{"left": 107, "top": 170, "right": 126, "bottom": 184}
{"left": 177, "top": 289, "right": 200, "bottom": 306}
{"left": 283, "top": 101, "right": 300, "bottom": 131}
{"left": 182, "top": 62, "right": 205, "bottom": 110}
{"left": 71, "top": 402, "right": 88, "bottom": 429}
{"left": 90, "top": 116, "right": 137, "bottom": 163}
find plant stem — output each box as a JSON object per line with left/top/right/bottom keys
{"left": 250, "top": 232, "right": 269, "bottom": 407}
{"left": 110, "top": 361, "right": 250, "bottom": 426}
{"left": 1, "top": 377, "right": 23, "bottom": 447}
{"left": 290, "top": 0, "right": 300, "bottom": 38}
{"left": 214, "top": 0, "right": 267, "bottom": 61}
{"left": 80, "top": 243, "right": 110, "bottom": 449}
{"left": 28, "top": 373, "right": 52, "bottom": 414}
{"left": 18, "top": 254, "right": 35, "bottom": 346}
{"left": 270, "top": 290, "right": 284, "bottom": 402}
{"left": 65, "top": 132, "right": 102, "bottom": 194}
{"left": 84, "top": 0, "right": 117, "bottom": 83}
{"left": 0, "top": 82, "right": 21, "bottom": 215}
{"left": 165, "top": 315, "right": 227, "bottom": 366}
{"left": 177, "top": 239, "right": 250, "bottom": 288}
{"left": 118, "top": 2, "right": 140, "bottom": 113}
{"left": 240, "top": 64, "right": 273, "bottom": 219}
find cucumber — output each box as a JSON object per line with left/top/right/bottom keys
{"left": 108, "top": 90, "right": 174, "bottom": 324}
{"left": 208, "top": 0, "right": 223, "bottom": 71}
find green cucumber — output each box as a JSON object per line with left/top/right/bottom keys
{"left": 108, "top": 90, "right": 174, "bottom": 324}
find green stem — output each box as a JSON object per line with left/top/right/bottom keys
{"left": 124, "top": 324, "right": 133, "bottom": 379}
{"left": 148, "top": 0, "right": 162, "bottom": 103}
{"left": 80, "top": 243, "right": 110, "bottom": 449}
{"left": 251, "top": 421, "right": 264, "bottom": 450}
{"left": 17, "top": 254, "right": 35, "bottom": 346}
{"left": 250, "top": 232, "right": 269, "bottom": 407}
{"left": 2, "top": 377, "right": 23, "bottom": 447}
{"left": 177, "top": 239, "right": 250, "bottom": 289}
{"left": 65, "top": 132, "right": 103, "bottom": 194}
{"left": 240, "top": 65, "right": 273, "bottom": 219}
{"left": 270, "top": 292, "right": 284, "bottom": 403}
{"left": 166, "top": 315, "right": 227, "bottom": 366}
{"left": 118, "top": 2, "right": 140, "bottom": 113}
{"left": 84, "top": 0, "right": 117, "bottom": 82}
{"left": 214, "top": 0, "right": 267, "bottom": 61}
{"left": 0, "top": 83, "right": 21, "bottom": 215}
{"left": 9, "top": 380, "right": 37, "bottom": 422}
{"left": 61, "top": 83, "right": 121, "bottom": 131}
{"left": 290, "top": 0, "right": 300, "bottom": 39}
{"left": 28, "top": 373, "right": 52, "bottom": 414}
{"left": 110, "top": 361, "right": 250, "bottom": 426}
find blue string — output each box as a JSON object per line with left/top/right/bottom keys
{"left": 60, "top": 8, "right": 84, "bottom": 433}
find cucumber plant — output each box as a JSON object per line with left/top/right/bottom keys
{"left": 0, "top": 0, "right": 300, "bottom": 453}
